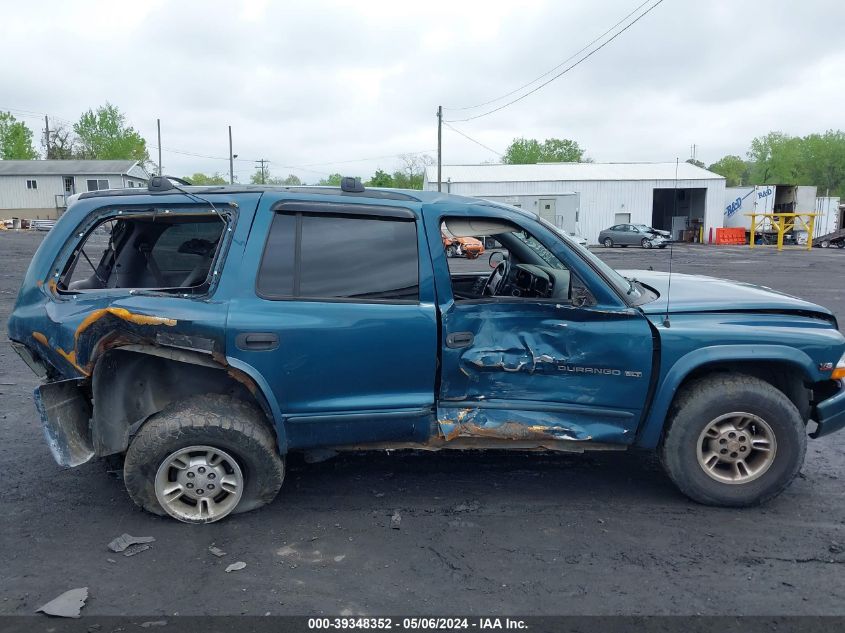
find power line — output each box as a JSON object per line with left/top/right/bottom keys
{"left": 444, "top": 0, "right": 665, "bottom": 123}
{"left": 443, "top": 0, "right": 652, "bottom": 112}
{"left": 0, "top": 106, "right": 75, "bottom": 127}
{"left": 443, "top": 122, "right": 502, "bottom": 157}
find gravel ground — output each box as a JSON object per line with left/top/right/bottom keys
{"left": 1, "top": 231, "right": 844, "bottom": 616}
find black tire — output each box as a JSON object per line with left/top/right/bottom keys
{"left": 658, "top": 244, "right": 667, "bottom": 249}
{"left": 603, "top": 238, "right": 613, "bottom": 247}
{"left": 445, "top": 244, "right": 457, "bottom": 258}
{"left": 837, "top": 241, "right": 845, "bottom": 249}
{"left": 660, "top": 374, "right": 806, "bottom": 507}
{"left": 641, "top": 238, "right": 652, "bottom": 249}
{"left": 124, "top": 394, "right": 284, "bottom": 521}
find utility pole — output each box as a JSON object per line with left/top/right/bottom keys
{"left": 228, "top": 126, "right": 234, "bottom": 184}
{"left": 156, "top": 119, "right": 162, "bottom": 176}
{"left": 437, "top": 105, "right": 442, "bottom": 192}
{"left": 44, "top": 115, "right": 50, "bottom": 159}
{"left": 255, "top": 158, "right": 269, "bottom": 184}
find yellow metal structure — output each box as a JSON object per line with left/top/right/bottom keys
{"left": 746, "top": 212, "right": 819, "bottom": 251}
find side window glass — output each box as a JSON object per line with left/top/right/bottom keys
{"left": 256, "top": 213, "right": 296, "bottom": 297}
{"left": 257, "top": 212, "right": 419, "bottom": 302}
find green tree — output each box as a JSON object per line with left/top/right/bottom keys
{"left": 0, "top": 112, "right": 39, "bottom": 159}
{"left": 44, "top": 124, "right": 76, "bottom": 159}
{"left": 393, "top": 154, "right": 431, "bottom": 189}
{"left": 708, "top": 155, "right": 750, "bottom": 187}
{"left": 502, "top": 137, "right": 585, "bottom": 164}
{"left": 248, "top": 170, "right": 290, "bottom": 185}
{"left": 73, "top": 103, "right": 149, "bottom": 162}
{"left": 685, "top": 158, "right": 706, "bottom": 168}
{"left": 185, "top": 172, "right": 228, "bottom": 185}
{"left": 800, "top": 130, "right": 845, "bottom": 197}
{"left": 282, "top": 174, "right": 301, "bottom": 186}
{"left": 317, "top": 173, "right": 343, "bottom": 186}
{"left": 367, "top": 169, "right": 394, "bottom": 187}
{"left": 747, "top": 132, "right": 804, "bottom": 184}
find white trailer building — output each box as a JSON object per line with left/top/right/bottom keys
{"left": 423, "top": 162, "right": 726, "bottom": 245}
{"left": 0, "top": 160, "right": 148, "bottom": 220}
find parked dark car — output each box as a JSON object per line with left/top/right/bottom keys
{"left": 599, "top": 223, "right": 668, "bottom": 249}
{"left": 7, "top": 179, "right": 845, "bottom": 523}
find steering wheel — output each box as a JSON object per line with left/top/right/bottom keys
{"left": 483, "top": 257, "right": 511, "bottom": 296}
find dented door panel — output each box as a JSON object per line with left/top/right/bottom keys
{"left": 439, "top": 301, "right": 653, "bottom": 443}
{"left": 437, "top": 404, "right": 634, "bottom": 444}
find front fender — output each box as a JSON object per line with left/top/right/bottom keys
{"left": 634, "top": 344, "right": 817, "bottom": 448}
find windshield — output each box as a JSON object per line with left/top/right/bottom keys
{"left": 510, "top": 229, "right": 568, "bottom": 270}
{"left": 537, "top": 216, "right": 646, "bottom": 302}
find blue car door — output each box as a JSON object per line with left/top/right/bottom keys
{"left": 225, "top": 194, "right": 438, "bottom": 450}
{"left": 423, "top": 204, "right": 654, "bottom": 446}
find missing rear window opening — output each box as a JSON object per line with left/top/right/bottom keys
{"left": 58, "top": 212, "right": 226, "bottom": 293}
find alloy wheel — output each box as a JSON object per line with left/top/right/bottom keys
{"left": 154, "top": 445, "right": 244, "bottom": 523}
{"left": 696, "top": 413, "right": 777, "bottom": 484}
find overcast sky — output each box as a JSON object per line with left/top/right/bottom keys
{"left": 2, "top": 0, "right": 843, "bottom": 182}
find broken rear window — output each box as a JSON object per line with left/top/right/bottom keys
{"left": 58, "top": 212, "right": 226, "bottom": 293}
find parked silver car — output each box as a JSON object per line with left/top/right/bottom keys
{"left": 598, "top": 223, "right": 668, "bottom": 249}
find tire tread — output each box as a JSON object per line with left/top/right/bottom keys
{"left": 660, "top": 373, "right": 806, "bottom": 507}
{"left": 123, "top": 394, "right": 284, "bottom": 520}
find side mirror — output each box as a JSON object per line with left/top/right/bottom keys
{"left": 488, "top": 251, "right": 505, "bottom": 269}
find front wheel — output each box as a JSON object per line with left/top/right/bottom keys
{"left": 445, "top": 244, "right": 457, "bottom": 258}
{"left": 603, "top": 238, "right": 613, "bottom": 248}
{"left": 660, "top": 374, "right": 806, "bottom": 507}
{"left": 124, "top": 394, "right": 284, "bottom": 523}
{"left": 641, "top": 238, "right": 652, "bottom": 249}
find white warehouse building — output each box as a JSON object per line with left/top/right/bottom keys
{"left": 423, "top": 162, "right": 727, "bottom": 245}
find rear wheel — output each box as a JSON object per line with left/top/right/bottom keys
{"left": 660, "top": 374, "right": 806, "bottom": 507}
{"left": 820, "top": 240, "right": 831, "bottom": 248}
{"left": 837, "top": 241, "right": 845, "bottom": 249}
{"left": 603, "top": 238, "right": 613, "bottom": 247}
{"left": 124, "top": 394, "right": 284, "bottom": 523}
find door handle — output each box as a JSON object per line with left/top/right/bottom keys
{"left": 446, "top": 331, "right": 474, "bottom": 349}
{"left": 235, "top": 332, "right": 279, "bottom": 351}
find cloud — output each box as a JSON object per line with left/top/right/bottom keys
{"left": 1, "top": 0, "right": 842, "bottom": 180}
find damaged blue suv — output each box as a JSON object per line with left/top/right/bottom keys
{"left": 8, "top": 177, "right": 845, "bottom": 523}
